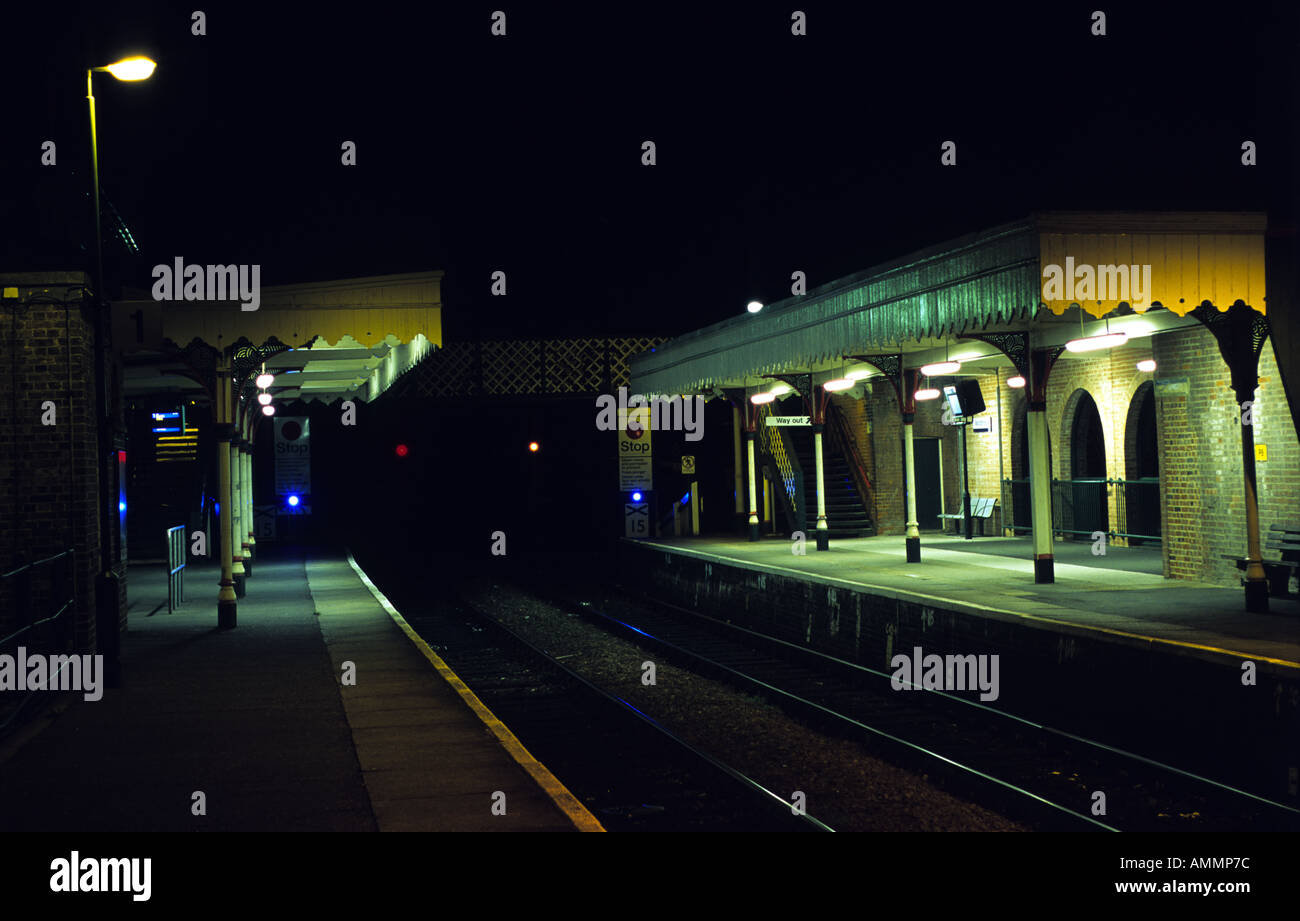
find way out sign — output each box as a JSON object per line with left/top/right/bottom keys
{"left": 625, "top": 502, "right": 650, "bottom": 538}
{"left": 765, "top": 415, "right": 810, "bottom": 427}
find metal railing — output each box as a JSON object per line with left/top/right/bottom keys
{"left": 1001, "top": 477, "right": 1162, "bottom": 543}
{"left": 758, "top": 408, "right": 806, "bottom": 534}
{"left": 0, "top": 549, "right": 76, "bottom": 732}
{"left": 166, "top": 525, "right": 187, "bottom": 614}
{"left": 825, "top": 400, "right": 874, "bottom": 520}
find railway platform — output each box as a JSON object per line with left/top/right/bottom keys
{"left": 0, "top": 548, "right": 597, "bottom": 832}
{"left": 618, "top": 533, "right": 1300, "bottom": 800}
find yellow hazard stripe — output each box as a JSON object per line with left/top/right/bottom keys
{"left": 345, "top": 552, "right": 605, "bottom": 832}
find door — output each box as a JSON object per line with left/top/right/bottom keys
{"left": 912, "top": 438, "right": 942, "bottom": 530}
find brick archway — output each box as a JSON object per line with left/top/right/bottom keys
{"left": 1060, "top": 387, "right": 1109, "bottom": 538}
{"left": 1122, "top": 380, "right": 1161, "bottom": 543}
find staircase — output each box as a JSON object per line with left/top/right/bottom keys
{"left": 788, "top": 430, "right": 874, "bottom": 538}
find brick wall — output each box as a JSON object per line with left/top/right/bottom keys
{"left": 1153, "top": 326, "right": 1300, "bottom": 584}
{"left": 829, "top": 320, "right": 1299, "bottom": 586}
{"left": 0, "top": 273, "right": 119, "bottom": 656}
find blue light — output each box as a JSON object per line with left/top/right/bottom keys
{"left": 118, "top": 501, "right": 126, "bottom": 513}
{"left": 287, "top": 494, "right": 300, "bottom": 507}
{"left": 681, "top": 492, "right": 690, "bottom": 505}
{"left": 631, "top": 491, "right": 642, "bottom": 502}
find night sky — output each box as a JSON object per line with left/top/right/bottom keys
{"left": 3, "top": 2, "right": 1294, "bottom": 341}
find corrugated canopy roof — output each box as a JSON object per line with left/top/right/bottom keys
{"left": 118, "top": 271, "right": 442, "bottom": 404}
{"left": 632, "top": 212, "right": 1267, "bottom": 395}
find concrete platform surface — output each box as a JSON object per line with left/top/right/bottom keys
{"left": 639, "top": 534, "right": 1300, "bottom": 667}
{"left": 0, "top": 548, "right": 595, "bottom": 832}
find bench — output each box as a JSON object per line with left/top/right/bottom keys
{"left": 938, "top": 497, "right": 999, "bottom": 536}
{"left": 1222, "top": 522, "right": 1300, "bottom": 598}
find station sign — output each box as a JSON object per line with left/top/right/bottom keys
{"left": 274, "top": 417, "right": 312, "bottom": 512}
{"left": 618, "top": 407, "right": 652, "bottom": 491}
{"left": 624, "top": 502, "right": 650, "bottom": 538}
{"left": 765, "top": 415, "right": 811, "bottom": 427}
{"left": 253, "top": 505, "right": 278, "bottom": 540}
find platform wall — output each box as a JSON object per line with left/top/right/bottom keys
{"left": 622, "top": 540, "right": 1300, "bottom": 802}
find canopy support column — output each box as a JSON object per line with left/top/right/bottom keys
{"left": 216, "top": 358, "right": 237, "bottom": 628}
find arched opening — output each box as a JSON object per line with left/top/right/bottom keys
{"left": 1067, "top": 390, "right": 1108, "bottom": 539}
{"left": 1124, "top": 381, "right": 1161, "bottom": 544}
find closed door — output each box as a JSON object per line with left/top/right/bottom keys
{"left": 912, "top": 438, "right": 942, "bottom": 529}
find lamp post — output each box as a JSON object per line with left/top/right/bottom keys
{"left": 86, "top": 55, "right": 155, "bottom": 676}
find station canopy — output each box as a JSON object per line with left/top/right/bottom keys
{"left": 119, "top": 271, "right": 442, "bottom": 404}
{"left": 631, "top": 212, "right": 1267, "bottom": 396}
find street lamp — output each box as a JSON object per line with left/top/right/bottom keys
{"left": 86, "top": 54, "right": 155, "bottom": 683}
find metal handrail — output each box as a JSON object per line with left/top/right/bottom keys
{"left": 757, "top": 406, "right": 806, "bottom": 534}
{"left": 1001, "top": 477, "right": 1162, "bottom": 542}
{"left": 166, "top": 525, "right": 186, "bottom": 614}
{"left": 825, "top": 399, "right": 874, "bottom": 517}
{"left": 0, "top": 549, "right": 76, "bottom": 648}
{"left": 0, "top": 548, "right": 77, "bottom": 733}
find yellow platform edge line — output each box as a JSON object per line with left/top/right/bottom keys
{"left": 641, "top": 541, "right": 1300, "bottom": 671}
{"left": 344, "top": 551, "right": 606, "bottom": 832}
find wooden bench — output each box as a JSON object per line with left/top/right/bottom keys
{"left": 1223, "top": 522, "right": 1300, "bottom": 598}
{"left": 938, "top": 497, "right": 999, "bottom": 535}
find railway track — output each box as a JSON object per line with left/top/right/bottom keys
{"left": 354, "top": 553, "right": 831, "bottom": 832}
{"left": 513, "top": 571, "right": 1300, "bottom": 833}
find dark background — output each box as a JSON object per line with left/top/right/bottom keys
{"left": 3, "top": 1, "right": 1294, "bottom": 342}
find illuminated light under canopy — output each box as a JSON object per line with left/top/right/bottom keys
{"left": 104, "top": 56, "right": 156, "bottom": 81}
{"left": 261, "top": 404, "right": 275, "bottom": 416}
{"left": 767, "top": 382, "right": 793, "bottom": 396}
{"left": 845, "top": 368, "right": 874, "bottom": 381}
{"left": 746, "top": 301, "right": 763, "bottom": 314}
{"left": 1065, "top": 332, "right": 1128, "bottom": 353}
{"left": 1006, "top": 375, "right": 1027, "bottom": 389}
{"left": 919, "top": 361, "right": 961, "bottom": 376}
{"left": 750, "top": 392, "right": 776, "bottom": 405}
{"left": 255, "top": 372, "right": 275, "bottom": 389}
{"left": 257, "top": 392, "right": 273, "bottom": 405}
{"left": 1137, "top": 359, "right": 1157, "bottom": 373}
{"left": 915, "top": 388, "right": 941, "bottom": 401}
{"left": 823, "top": 378, "right": 854, "bottom": 392}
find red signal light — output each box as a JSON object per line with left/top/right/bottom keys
{"left": 395, "top": 443, "right": 409, "bottom": 458}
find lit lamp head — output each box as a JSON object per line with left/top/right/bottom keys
{"left": 257, "top": 392, "right": 273, "bottom": 406}
{"left": 255, "top": 372, "right": 275, "bottom": 389}
{"left": 746, "top": 301, "right": 763, "bottom": 314}
{"left": 100, "top": 56, "right": 156, "bottom": 81}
